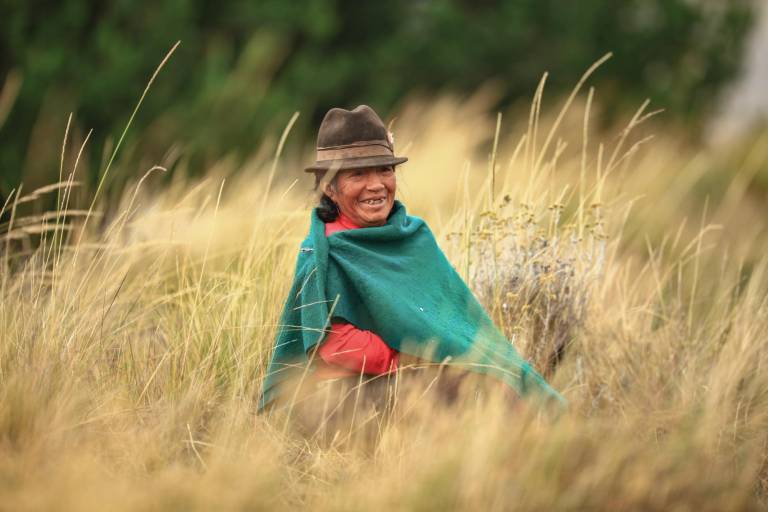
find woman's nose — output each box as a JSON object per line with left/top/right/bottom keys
{"left": 365, "top": 175, "right": 385, "bottom": 191}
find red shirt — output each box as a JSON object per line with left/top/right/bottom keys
{"left": 314, "top": 213, "right": 400, "bottom": 378}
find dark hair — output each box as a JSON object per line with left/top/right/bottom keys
{"left": 317, "top": 193, "right": 339, "bottom": 222}
{"left": 312, "top": 171, "right": 339, "bottom": 222}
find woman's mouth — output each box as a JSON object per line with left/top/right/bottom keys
{"left": 360, "top": 198, "right": 385, "bottom": 206}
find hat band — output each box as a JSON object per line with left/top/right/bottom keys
{"left": 316, "top": 143, "right": 393, "bottom": 161}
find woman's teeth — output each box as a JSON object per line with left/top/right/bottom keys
{"left": 362, "top": 198, "right": 384, "bottom": 205}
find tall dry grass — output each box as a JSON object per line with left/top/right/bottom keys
{"left": 1, "top": 67, "right": 768, "bottom": 510}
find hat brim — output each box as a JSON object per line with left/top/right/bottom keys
{"left": 304, "top": 155, "right": 408, "bottom": 173}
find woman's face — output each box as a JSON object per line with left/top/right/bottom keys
{"left": 326, "top": 166, "right": 396, "bottom": 227}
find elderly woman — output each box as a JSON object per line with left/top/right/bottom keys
{"left": 259, "top": 105, "right": 565, "bottom": 416}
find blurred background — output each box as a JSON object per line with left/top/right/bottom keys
{"left": 0, "top": 0, "right": 766, "bottom": 210}
{"left": 4, "top": 5, "right": 768, "bottom": 508}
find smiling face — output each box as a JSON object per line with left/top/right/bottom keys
{"left": 325, "top": 166, "right": 396, "bottom": 227}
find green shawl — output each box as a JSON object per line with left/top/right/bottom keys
{"left": 259, "top": 201, "right": 566, "bottom": 411}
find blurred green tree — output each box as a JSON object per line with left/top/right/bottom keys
{"left": 0, "top": 0, "right": 754, "bottom": 198}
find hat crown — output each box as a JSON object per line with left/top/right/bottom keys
{"left": 304, "top": 104, "right": 407, "bottom": 172}
{"left": 317, "top": 105, "right": 388, "bottom": 148}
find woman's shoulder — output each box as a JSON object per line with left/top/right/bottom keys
{"left": 390, "top": 201, "right": 428, "bottom": 229}
{"left": 290, "top": 237, "right": 316, "bottom": 276}
{"left": 298, "top": 231, "right": 315, "bottom": 253}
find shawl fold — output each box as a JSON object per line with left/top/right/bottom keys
{"left": 259, "top": 201, "right": 566, "bottom": 411}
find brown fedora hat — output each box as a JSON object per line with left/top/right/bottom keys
{"left": 304, "top": 105, "right": 408, "bottom": 172}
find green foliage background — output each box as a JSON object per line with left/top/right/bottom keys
{"left": 0, "top": 0, "right": 754, "bottom": 196}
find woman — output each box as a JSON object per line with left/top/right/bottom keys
{"left": 259, "top": 105, "right": 565, "bottom": 417}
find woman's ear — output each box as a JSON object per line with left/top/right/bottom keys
{"left": 323, "top": 181, "right": 336, "bottom": 202}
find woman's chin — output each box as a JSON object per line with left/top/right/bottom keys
{"left": 360, "top": 216, "right": 387, "bottom": 227}
{"left": 354, "top": 204, "right": 392, "bottom": 226}
{"left": 358, "top": 212, "right": 386, "bottom": 226}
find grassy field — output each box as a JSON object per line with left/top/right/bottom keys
{"left": 1, "top": 82, "right": 767, "bottom": 510}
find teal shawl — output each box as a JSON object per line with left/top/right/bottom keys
{"left": 259, "top": 201, "right": 566, "bottom": 411}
